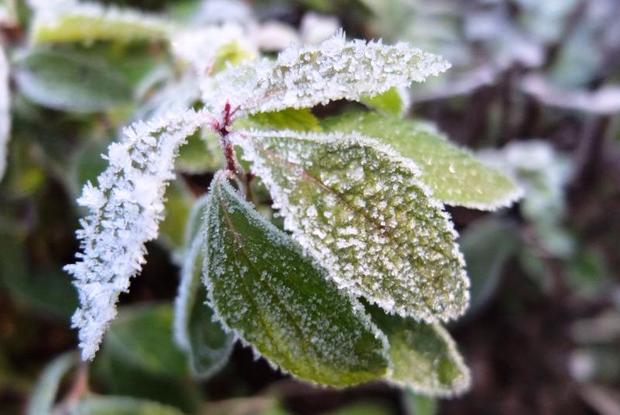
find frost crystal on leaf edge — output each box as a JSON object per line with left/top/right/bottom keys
{"left": 64, "top": 109, "right": 212, "bottom": 361}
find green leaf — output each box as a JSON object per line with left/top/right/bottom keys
{"left": 68, "top": 397, "right": 185, "bottom": 415}
{"left": 403, "top": 392, "right": 437, "bottom": 415}
{"left": 204, "top": 172, "right": 389, "bottom": 387}
{"left": 175, "top": 130, "right": 221, "bottom": 174}
{"left": 459, "top": 218, "right": 520, "bottom": 314}
{"left": 174, "top": 195, "right": 235, "bottom": 379}
{"left": 323, "top": 111, "right": 522, "bottom": 210}
{"left": 243, "top": 108, "right": 322, "bottom": 132}
{"left": 361, "top": 87, "right": 408, "bottom": 116}
{"left": 325, "top": 402, "right": 392, "bottom": 415}
{"left": 31, "top": 3, "right": 171, "bottom": 45}
{"left": 0, "top": 231, "right": 77, "bottom": 319}
{"left": 235, "top": 130, "right": 469, "bottom": 322}
{"left": 95, "top": 351, "right": 200, "bottom": 413}
{"left": 368, "top": 305, "right": 470, "bottom": 396}
{"left": 159, "top": 180, "right": 195, "bottom": 251}
{"left": 104, "top": 304, "right": 189, "bottom": 378}
{"left": 27, "top": 352, "right": 78, "bottom": 415}
{"left": 13, "top": 49, "right": 132, "bottom": 113}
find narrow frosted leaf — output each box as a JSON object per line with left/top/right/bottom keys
{"left": 27, "top": 352, "right": 78, "bottom": 415}
{"left": 0, "top": 45, "right": 9, "bottom": 180}
{"left": 242, "top": 108, "right": 322, "bottom": 132}
{"left": 368, "top": 305, "right": 470, "bottom": 397}
{"left": 203, "top": 32, "right": 450, "bottom": 114}
{"left": 204, "top": 172, "right": 389, "bottom": 386}
{"left": 30, "top": 2, "right": 171, "bottom": 44}
{"left": 403, "top": 392, "right": 437, "bottom": 415}
{"left": 174, "top": 195, "right": 235, "bottom": 378}
{"left": 361, "top": 87, "right": 409, "bottom": 116}
{"left": 323, "top": 111, "right": 523, "bottom": 210}
{"left": 64, "top": 109, "right": 212, "bottom": 361}
{"left": 235, "top": 130, "right": 469, "bottom": 322}
{"left": 68, "top": 397, "right": 184, "bottom": 415}
{"left": 13, "top": 49, "right": 132, "bottom": 113}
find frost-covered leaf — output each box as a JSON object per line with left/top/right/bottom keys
{"left": 13, "top": 49, "right": 132, "bottom": 113}
{"left": 368, "top": 305, "right": 470, "bottom": 397}
{"left": 171, "top": 24, "right": 256, "bottom": 76}
{"left": 361, "top": 87, "right": 409, "bottom": 116}
{"left": 68, "top": 397, "right": 185, "bottom": 415}
{"left": 30, "top": 1, "right": 171, "bottom": 44}
{"left": 64, "top": 109, "right": 212, "bottom": 361}
{"left": 27, "top": 352, "right": 78, "bottom": 415}
{"left": 174, "top": 195, "right": 235, "bottom": 378}
{"left": 104, "top": 304, "right": 188, "bottom": 378}
{"left": 323, "top": 111, "right": 522, "bottom": 210}
{"left": 0, "top": 45, "right": 10, "bottom": 180}
{"left": 234, "top": 130, "right": 469, "bottom": 323}
{"left": 204, "top": 172, "right": 389, "bottom": 386}
{"left": 203, "top": 32, "right": 450, "bottom": 114}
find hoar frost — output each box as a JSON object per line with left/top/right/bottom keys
{"left": 203, "top": 31, "right": 450, "bottom": 115}
{"left": 65, "top": 109, "right": 212, "bottom": 360}
{"left": 233, "top": 129, "right": 469, "bottom": 323}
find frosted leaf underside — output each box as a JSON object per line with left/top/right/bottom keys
{"left": 368, "top": 304, "right": 470, "bottom": 396}
{"left": 323, "top": 111, "right": 523, "bottom": 210}
{"left": 235, "top": 130, "right": 469, "bottom": 322}
{"left": 64, "top": 109, "right": 211, "bottom": 360}
{"left": 174, "top": 195, "right": 235, "bottom": 378}
{"left": 204, "top": 172, "right": 389, "bottom": 386}
{"left": 203, "top": 32, "right": 450, "bottom": 115}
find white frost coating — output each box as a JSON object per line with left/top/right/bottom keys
{"left": 233, "top": 129, "right": 470, "bottom": 323}
{"left": 64, "top": 109, "right": 212, "bottom": 361}
{"left": 202, "top": 31, "right": 451, "bottom": 115}
{"left": 201, "top": 172, "right": 391, "bottom": 386}
{"left": 29, "top": 0, "right": 172, "bottom": 43}
{"left": 0, "top": 45, "right": 10, "bottom": 181}
{"left": 171, "top": 24, "right": 257, "bottom": 76}
{"left": 388, "top": 323, "right": 471, "bottom": 397}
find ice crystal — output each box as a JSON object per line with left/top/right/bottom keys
{"left": 202, "top": 31, "right": 450, "bottom": 115}
{"left": 0, "top": 45, "right": 9, "bottom": 181}
{"left": 202, "top": 172, "right": 390, "bottom": 386}
{"left": 233, "top": 130, "right": 469, "bottom": 323}
{"left": 64, "top": 109, "right": 212, "bottom": 360}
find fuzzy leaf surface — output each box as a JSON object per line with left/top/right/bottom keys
{"left": 368, "top": 305, "right": 470, "bottom": 396}
{"left": 235, "top": 130, "right": 469, "bottom": 322}
{"left": 323, "top": 111, "right": 522, "bottom": 210}
{"left": 204, "top": 172, "right": 389, "bottom": 386}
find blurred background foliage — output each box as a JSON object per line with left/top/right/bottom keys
{"left": 1, "top": 0, "right": 620, "bottom": 414}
